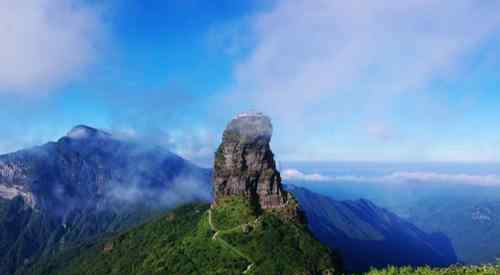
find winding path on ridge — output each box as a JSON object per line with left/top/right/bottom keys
{"left": 208, "top": 209, "right": 256, "bottom": 274}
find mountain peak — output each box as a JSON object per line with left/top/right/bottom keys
{"left": 213, "top": 113, "right": 302, "bottom": 221}
{"left": 66, "top": 125, "right": 111, "bottom": 140}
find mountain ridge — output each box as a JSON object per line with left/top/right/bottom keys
{"left": 0, "top": 125, "right": 211, "bottom": 275}
{"left": 288, "top": 185, "right": 457, "bottom": 272}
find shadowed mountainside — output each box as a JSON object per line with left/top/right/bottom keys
{"left": 288, "top": 185, "right": 457, "bottom": 272}
{"left": 0, "top": 125, "right": 211, "bottom": 275}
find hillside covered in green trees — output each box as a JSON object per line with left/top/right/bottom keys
{"left": 25, "top": 198, "right": 340, "bottom": 275}
{"left": 22, "top": 199, "right": 500, "bottom": 275}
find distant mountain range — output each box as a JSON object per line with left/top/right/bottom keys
{"left": 0, "top": 124, "right": 460, "bottom": 274}
{"left": 288, "top": 185, "right": 457, "bottom": 272}
{"left": 288, "top": 175, "right": 500, "bottom": 265}
{"left": 408, "top": 198, "right": 500, "bottom": 264}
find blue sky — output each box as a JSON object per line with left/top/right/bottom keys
{"left": 1, "top": 0, "right": 500, "bottom": 165}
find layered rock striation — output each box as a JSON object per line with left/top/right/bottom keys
{"left": 213, "top": 112, "right": 301, "bottom": 219}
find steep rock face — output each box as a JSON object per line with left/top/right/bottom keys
{"left": 213, "top": 113, "right": 299, "bottom": 217}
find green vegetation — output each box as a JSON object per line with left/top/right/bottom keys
{"left": 367, "top": 265, "right": 500, "bottom": 275}
{"left": 25, "top": 204, "right": 249, "bottom": 275}
{"left": 218, "top": 212, "right": 336, "bottom": 274}
{"left": 0, "top": 195, "right": 169, "bottom": 275}
{"left": 209, "top": 196, "right": 338, "bottom": 274}
{"left": 25, "top": 199, "right": 340, "bottom": 275}
{"left": 211, "top": 196, "right": 258, "bottom": 230}
{"left": 20, "top": 197, "right": 500, "bottom": 275}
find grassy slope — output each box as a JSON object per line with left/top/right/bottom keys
{"left": 26, "top": 198, "right": 340, "bottom": 275}
{"left": 211, "top": 196, "right": 338, "bottom": 274}
{"left": 211, "top": 196, "right": 258, "bottom": 231}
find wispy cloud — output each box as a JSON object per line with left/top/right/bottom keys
{"left": 111, "top": 126, "right": 216, "bottom": 168}
{"left": 220, "top": 0, "right": 500, "bottom": 160}
{"left": 281, "top": 169, "right": 332, "bottom": 182}
{"left": 335, "top": 172, "right": 500, "bottom": 187}
{"left": 0, "top": 0, "right": 107, "bottom": 94}
{"left": 283, "top": 168, "right": 500, "bottom": 186}
{"left": 106, "top": 175, "right": 212, "bottom": 207}
{"left": 231, "top": 0, "right": 500, "bottom": 115}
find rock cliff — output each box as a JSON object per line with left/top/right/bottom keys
{"left": 213, "top": 112, "right": 301, "bottom": 220}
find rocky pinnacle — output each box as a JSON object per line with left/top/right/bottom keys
{"left": 213, "top": 112, "right": 301, "bottom": 219}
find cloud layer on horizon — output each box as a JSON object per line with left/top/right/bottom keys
{"left": 282, "top": 168, "right": 500, "bottom": 187}
{"left": 281, "top": 169, "right": 332, "bottom": 182}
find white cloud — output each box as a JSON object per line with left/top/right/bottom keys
{"left": 281, "top": 169, "right": 331, "bottom": 182}
{"left": 223, "top": 0, "right": 500, "bottom": 160}
{"left": 106, "top": 175, "right": 212, "bottom": 207}
{"left": 110, "top": 126, "right": 217, "bottom": 167}
{"left": 112, "top": 127, "right": 139, "bottom": 140}
{"left": 232, "top": 0, "right": 500, "bottom": 113}
{"left": 0, "top": 0, "right": 106, "bottom": 94}
{"left": 167, "top": 128, "right": 217, "bottom": 167}
{"left": 66, "top": 126, "right": 94, "bottom": 139}
{"left": 334, "top": 172, "right": 500, "bottom": 187}
{"left": 282, "top": 168, "right": 500, "bottom": 186}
